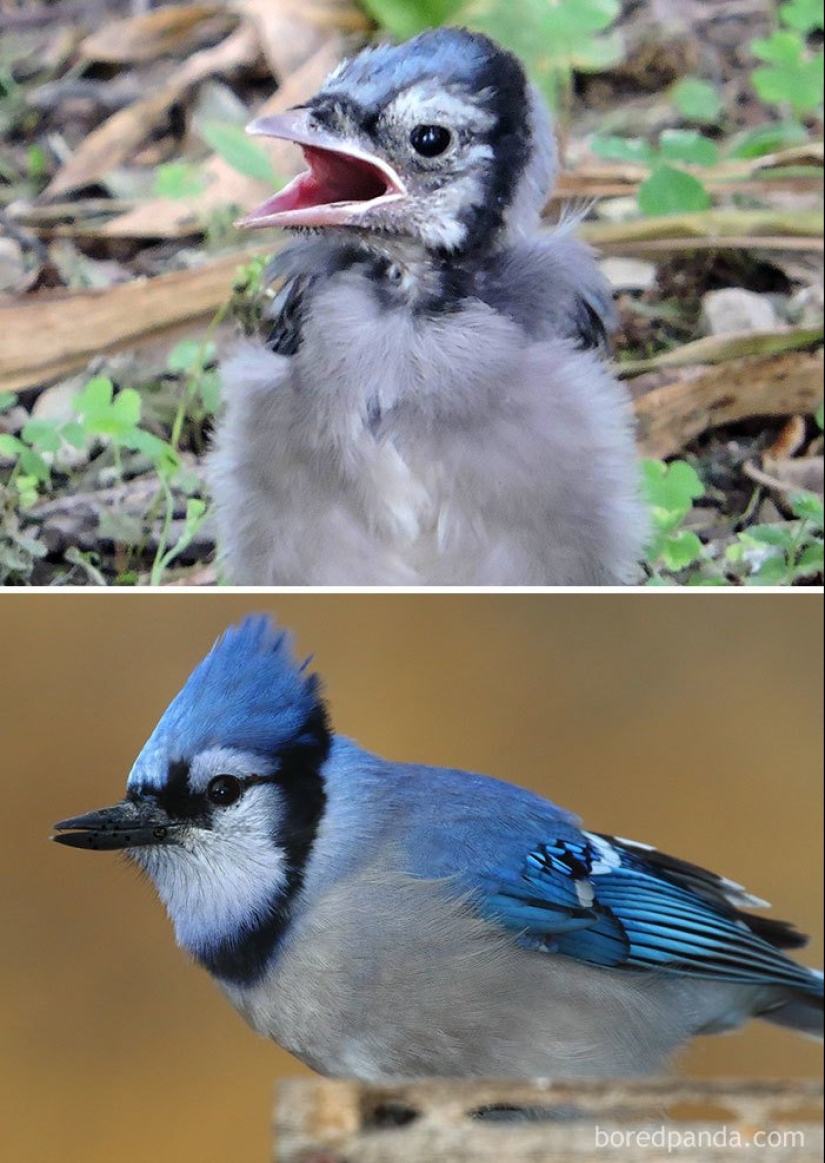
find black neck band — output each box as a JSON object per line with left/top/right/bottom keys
{"left": 197, "top": 704, "right": 331, "bottom": 986}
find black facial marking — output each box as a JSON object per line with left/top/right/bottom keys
{"left": 454, "top": 42, "right": 530, "bottom": 253}
{"left": 146, "top": 759, "right": 209, "bottom": 823}
{"left": 307, "top": 94, "right": 377, "bottom": 139}
{"left": 197, "top": 701, "right": 332, "bottom": 986}
{"left": 275, "top": 701, "right": 330, "bottom": 878}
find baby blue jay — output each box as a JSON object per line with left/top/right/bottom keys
{"left": 53, "top": 616, "right": 822, "bottom": 1079}
{"left": 210, "top": 28, "right": 647, "bottom": 585}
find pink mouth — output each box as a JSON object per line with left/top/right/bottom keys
{"left": 237, "top": 111, "right": 406, "bottom": 230}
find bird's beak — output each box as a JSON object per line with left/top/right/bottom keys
{"left": 52, "top": 800, "right": 181, "bottom": 851}
{"left": 237, "top": 108, "right": 407, "bottom": 230}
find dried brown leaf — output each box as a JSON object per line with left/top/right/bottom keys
{"left": 632, "top": 350, "right": 824, "bottom": 459}
{"left": 238, "top": 0, "right": 368, "bottom": 81}
{"left": 99, "top": 39, "right": 345, "bottom": 239}
{"left": 43, "top": 22, "right": 260, "bottom": 199}
{"left": 765, "top": 415, "right": 808, "bottom": 460}
{"left": 80, "top": 5, "right": 235, "bottom": 64}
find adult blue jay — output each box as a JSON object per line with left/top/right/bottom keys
{"left": 54, "top": 617, "right": 823, "bottom": 1078}
{"left": 210, "top": 28, "right": 647, "bottom": 585}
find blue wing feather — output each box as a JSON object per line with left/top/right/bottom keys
{"left": 397, "top": 765, "right": 818, "bottom": 998}
{"left": 469, "top": 831, "right": 820, "bottom": 995}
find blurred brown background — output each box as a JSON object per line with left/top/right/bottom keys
{"left": 2, "top": 594, "right": 822, "bottom": 1163}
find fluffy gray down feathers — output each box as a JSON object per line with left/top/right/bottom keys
{"left": 210, "top": 228, "right": 647, "bottom": 586}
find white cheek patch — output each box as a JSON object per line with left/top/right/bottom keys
{"left": 417, "top": 171, "right": 488, "bottom": 250}
{"left": 130, "top": 795, "right": 289, "bottom": 955}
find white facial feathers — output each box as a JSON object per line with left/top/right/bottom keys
{"left": 385, "top": 83, "right": 497, "bottom": 141}
{"left": 127, "top": 749, "right": 291, "bottom": 957}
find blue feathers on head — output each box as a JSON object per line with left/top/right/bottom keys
{"left": 325, "top": 27, "right": 518, "bottom": 103}
{"left": 129, "top": 616, "right": 326, "bottom": 788}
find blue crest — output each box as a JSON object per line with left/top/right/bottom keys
{"left": 128, "top": 616, "right": 324, "bottom": 790}
{"left": 323, "top": 27, "right": 516, "bottom": 105}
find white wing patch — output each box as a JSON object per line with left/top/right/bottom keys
{"left": 582, "top": 832, "right": 622, "bottom": 875}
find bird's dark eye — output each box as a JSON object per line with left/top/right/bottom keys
{"left": 409, "top": 124, "right": 452, "bottom": 158}
{"left": 207, "top": 775, "right": 243, "bottom": 807}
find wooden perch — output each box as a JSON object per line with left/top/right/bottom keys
{"left": 274, "top": 1077, "right": 824, "bottom": 1163}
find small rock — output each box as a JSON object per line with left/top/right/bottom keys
{"left": 31, "top": 376, "right": 94, "bottom": 471}
{"left": 0, "top": 405, "right": 29, "bottom": 437}
{"left": 32, "top": 377, "right": 90, "bottom": 424}
{"left": 39, "top": 510, "right": 98, "bottom": 556}
{"left": 0, "top": 237, "right": 27, "bottom": 293}
{"left": 600, "top": 257, "right": 657, "bottom": 292}
{"left": 595, "top": 196, "right": 640, "bottom": 223}
{"left": 699, "top": 288, "right": 780, "bottom": 336}
{"left": 786, "top": 284, "right": 825, "bottom": 329}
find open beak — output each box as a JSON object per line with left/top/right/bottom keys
{"left": 237, "top": 108, "right": 407, "bottom": 230}
{"left": 52, "top": 800, "right": 181, "bottom": 851}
